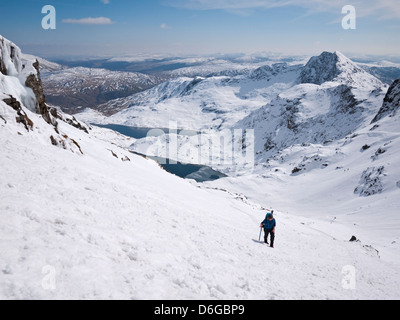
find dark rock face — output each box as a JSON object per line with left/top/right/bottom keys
{"left": 2, "top": 95, "right": 21, "bottom": 112}
{"left": 300, "top": 52, "right": 341, "bottom": 85}
{"left": 372, "top": 78, "right": 400, "bottom": 123}
{"left": 24, "top": 60, "right": 53, "bottom": 125}
{"left": 3, "top": 95, "right": 34, "bottom": 131}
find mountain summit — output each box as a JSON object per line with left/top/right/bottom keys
{"left": 299, "top": 51, "right": 382, "bottom": 89}
{"left": 300, "top": 51, "right": 344, "bottom": 85}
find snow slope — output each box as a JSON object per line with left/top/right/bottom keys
{"left": 2, "top": 91, "right": 400, "bottom": 300}
{"left": 1, "top": 36, "right": 400, "bottom": 299}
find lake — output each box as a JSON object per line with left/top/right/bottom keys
{"left": 93, "top": 124, "right": 227, "bottom": 183}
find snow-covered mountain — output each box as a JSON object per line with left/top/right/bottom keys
{"left": 237, "top": 51, "right": 387, "bottom": 158}
{"left": 1, "top": 35, "right": 400, "bottom": 300}
{"left": 18, "top": 54, "right": 165, "bottom": 114}
{"left": 81, "top": 52, "right": 388, "bottom": 134}
{"left": 80, "top": 61, "right": 303, "bottom": 130}
{"left": 42, "top": 52, "right": 397, "bottom": 118}
{"left": 0, "top": 36, "right": 55, "bottom": 126}
{"left": 299, "top": 51, "right": 383, "bottom": 88}
{"left": 125, "top": 52, "right": 400, "bottom": 250}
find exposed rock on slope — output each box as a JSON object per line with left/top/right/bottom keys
{"left": 0, "top": 35, "right": 54, "bottom": 125}
{"left": 372, "top": 78, "right": 400, "bottom": 123}
{"left": 0, "top": 34, "right": 89, "bottom": 151}
{"left": 354, "top": 166, "right": 385, "bottom": 197}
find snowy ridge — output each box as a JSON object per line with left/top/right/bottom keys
{"left": 80, "top": 52, "right": 386, "bottom": 132}
{"left": 250, "top": 63, "right": 302, "bottom": 81}
{"left": 21, "top": 54, "right": 66, "bottom": 73}
{"left": 160, "top": 60, "right": 257, "bottom": 78}
{"left": 4, "top": 98, "right": 400, "bottom": 299}
{"left": 232, "top": 52, "right": 386, "bottom": 158}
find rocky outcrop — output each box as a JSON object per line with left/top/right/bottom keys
{"left": 25, "top": 60, "right": 52, "bottom": 123}
{"left": 1, "top": 35, "right": 55, "bottom": 126}
{"left": 371, "top": 78, "right": 400, "bottom": 123}
{"left": 354, "top": 166, "right": 385, "bottom": 197}
{"left": 2, "top": 95, "right": 34, "bottom": 131}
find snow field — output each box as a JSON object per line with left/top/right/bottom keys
{"left": 1, "top": 107, "right": 399, "bottom": 299}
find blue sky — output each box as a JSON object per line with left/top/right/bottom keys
{"left": 0, "top": 0, "right": 399, "bottom": 58}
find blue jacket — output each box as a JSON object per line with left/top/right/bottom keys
{"left": 262, "top": 213, "right": 276, "bottom": 230}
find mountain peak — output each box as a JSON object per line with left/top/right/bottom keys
{"left": 299, "top": 51, "right": 371, "bottom": 86}
{"left": 300, "top": 51, "right": 349, "bottom": 85}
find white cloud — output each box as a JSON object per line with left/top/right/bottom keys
{"left": 163, "top": 0, "right": 400, "bottom": 19}
{"left": 62, "top": 17, "right": 114, "bottom": 25}
{"left": 161, "top": 23, "right": 172, "bottom": 29}
{"left": 100, "top": 0, "right": 110, "bottom": 4}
